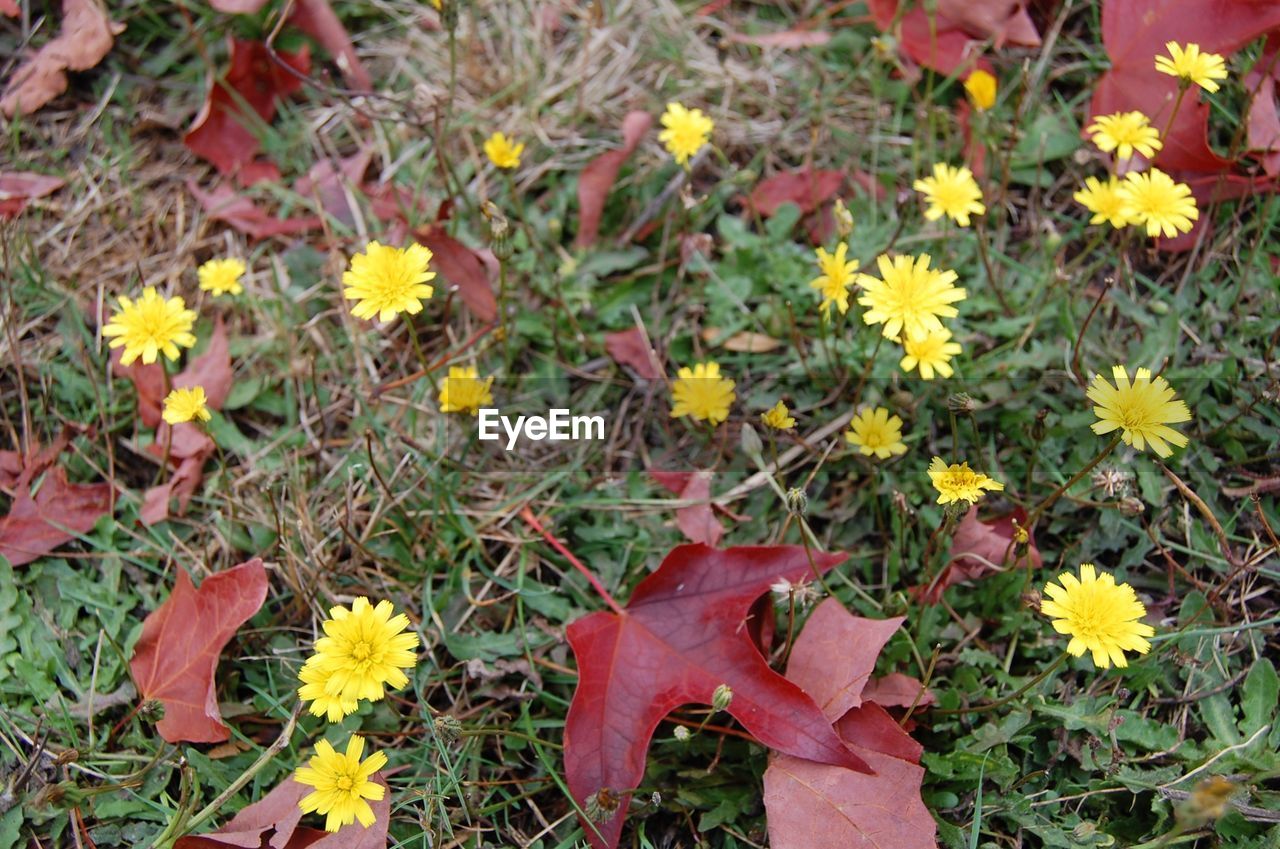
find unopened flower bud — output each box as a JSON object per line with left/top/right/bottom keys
{"left": 673, "top": 726, "right": 691, "bottom": 742}
{"left": 833, "top": 198, "right": 854, "bottom": 239}
{"left": 139, "top": 699, "right": 165, "bottom": 723}
{"left": 1118, "top": 496, "right": 1145, "bottom": 515}
{"left": 711, "top": 684, "right": 733, "bottom": 712}
{"left": 947, "top": 392, "right": 977, "bottom": 414}
{"left": 1031, "top": 408, "right": 1049, "bottom": 442}
{"left": 739, "top": 423, "right": 764, "bottom": 460}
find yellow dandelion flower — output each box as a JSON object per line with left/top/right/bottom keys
{"left": 1041, "top": 563, "right": 1155, "bottom": 669}
{"left": 162, "top": 386, "right": 211, "bottom": 425}
{"left": 899, "top": 327, "right": 962, "bottom": 380}
{"left": 913, "top": 163, "right": 986, "bottom": 227}
{"left": 658, "top": 102, "right": 713, "bottom": 167}
{"left": 197, "top": 258, "right": 246, "bottom": 297}
{"left": 809, "top": 243, "right": 859, "bottom": 315}
{"left": 670, "top": 361, "right": 735, "bottom": 425}
{"left": 1086, "top": 111, "right": 1162, "bottom": 161}
{"left": 1117, "top": 168, "right": 1198, "bottom": 238}
{"left": 1074, "top": 176, "right": 1136, "bottom": 228}
{"left": 298, "top": 659, "right": 360, "bottom": 723}
{"left": 928, "top": 457, "right": 1003, "bottom": 505}
{"left": 306, "top": 597, "right": 420, "bottom": 704}
{"left": 101, "top": 287, "right": 198, "bottom": 367}
{"left": 438, "top": 365, "right": 495, "bottom": 415}
{"left": 761, "top": 401, "right": 796, "bottom": 431}
{"left": 483, "top": 132, "right": 524, "bottom": 169}
{"left": 294, "top": 735, "right": 387, "bottom": 832}
{"left": 964, "top": 69, "right": 997, "bottom": 111}
{"left": 342, "top": 241, "right": 435, "bottom": 322}
{"left": 1155, "top": 42, "right": 1228, "bottom": 93}
{"left": 845, "top": 408, "right": 908, "bottom": 459}
{"left": 858, "top": 253, "right": 966, "bottom": 342}
{"left": 1087, "top": 365, "right": 1191, "bottom": 458}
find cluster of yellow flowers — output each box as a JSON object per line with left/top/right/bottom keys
{"left": 1075, "top": 42, "right": 1226, "bottom": 238}
{"left": 294, "top": 597, "right": 420, "bottom": 831}
{"left": 102, "top": 258, "right": 249, "bottom": 427}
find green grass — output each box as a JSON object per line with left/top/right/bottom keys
{"left": 2, "top": 1, "right": 1280, "bottom": 847}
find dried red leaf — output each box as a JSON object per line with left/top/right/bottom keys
{"left": 860, "top": 672, "right": 937, "bottom": 709}
{"left": 763, "top": 598, "right": 935, "bottom": 849}
{"left": 140, "top": 452, "right": 211, "bottom": 526}
{"left": 184, "top": 38, "right": 311, "bottom": 182}
{"left": 189, "top": 180, "right": 323, "bottom": 240}
{"left": 575, "top": 111, "right": 653, "bottom": 247}
{"left": 916, "top": 506, "right": 1041, "bottom": 603}
{"left": 728, "top": 29, "right": 831, "bottom": 48}
{"left": 0, "top": 462, "right": 113, "bottom": 567}
{"left": 129, "top": 558, "right": 269, "bottom": 743}
{"left": 782, "top": 599, "right": 905, "bottom": 721}
{"left": 604, "top": 327, "right": 661, "bottom": 380}
{"left": 1090, "top": 0, "right": 1280, "bottom": 175}
{"left": 661, "top": 469, "right": 724, "bottom": 546}
{"left": 413, "top": 226, "right": 498, "bottom": 322}
{"left": 294, "top": 148, "right": 373, "bottom": 226}
{"left": 1246, "top": 36, "right": 1280, "bottom": 177}
{"left": 747, "top": 169, "right": 843, "bottom": 217}
{"left": 175, "top": 771, "right": 390, "bottom": 849}
{"left": 0, "top": 0, "right": 125, "bottom": 118}
{"left": 1, "top": 0, "right": 18, "bottom": 17}
{"left": 0, "top": 171, "right": 65, "bottom": 219}
{"left": 289, "top": 0, "right": 372, "bottom": 90}
{"left": 869, "top": 0, "right": 1033, "bottom": 76}
{"left": 564, "top": 544, "right": 868, "bottom": 849}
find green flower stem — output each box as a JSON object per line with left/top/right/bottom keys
{"left": 973, "top": 218, "right": 1013, "bottom": 316}
{"left": 1026, "top": 434, "right": 1120, "bottom": 527}
{"left": 933, "top": 650, "right": 1070, "bottom": 716}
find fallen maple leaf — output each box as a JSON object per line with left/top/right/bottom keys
{"left": 916, "top": 506, "right": 1041, "bottom": 603}
{"left": 129, "top": 558, "right": 269, "bottom": 743}
{"left": 0, "top": 450, "right": 114, "bottom": 566}
{"left": 1246, "top": 37, "right": 1280, "bottom": 177}
{"left": 747, "top": 168, "right": 844, "bottom": 217}
{"left": 564, "top": 544, "right": 869, "bottom": 849}
{"left": 604, "top": 327, "right": 662, "bottom": 380}
{"left": 184, "top": 38, "right": 311, "bottom": 183}
{"left": 575, "top": 111, "right": 653, "bottom": 247}
{"left": 175, "top": 770, "right": 390, "bottom": 848}
{"left": 649, "top": 469, "right": 724, "bottom": 546}
{"left": 1090, "top": 0, "right": 1280, "bottom": 176}
{"left": 859, "top": 672, "right": 937, "bottom": 709}
{"left": 189, "top": 180, "right": 323, "bottom": 240}
{"left": 0, "top": 171, "right": 65, "bottom": 219}
{"left": 0, "top": 0, "right": 125, "bottom": 118}
{"left": 763, "top": 598, "right": 936, "bottom": 849}
{"left": 207, "top": 0, "right": 372, "bottom": 90}
{"left": 1, "top": 0, "right": 17, "bottom": 17}
{"left": 294, "top": 147, "right": 373, "bottom": 227}
{"left": 413, "top": 225, "right": 498, "bottom": 322}
{"left": 868, "top": 0, "right": 1036, "bottom": 76}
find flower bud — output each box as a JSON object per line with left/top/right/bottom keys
{"left": 833, "top": 198, "right": 854, "bottom": 239}
{"left": 673, "top": 725, "right": 691, "bottom": 742}
{"left": 711, "top": 684, "right": 734, "bottom": 712}
{"left": 739, "top": 422, "right": 764, "bottom": 460}
{"left": 784, "top": 488, "right": 808, "bottom": 515}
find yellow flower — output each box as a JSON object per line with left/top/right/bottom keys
{"left": 913, "top": 163, "right": 985, "bottom": 227}
{"left": 1074, "top": 176, "right": 1136, "bottom": 228}
{"left": 761, "top": 401, "right": 796, "bottom": 431}
{"left": 1086, "top": 111, "right": 1162, "bottom": 161}
{"left": 1118, "top": 168, "right": 1198, "bottom": 238}
{"left": 1041, "top": 564, "right": 1154, "bottom": 669}
{"left": 298, "top": 659, "right": 359, "bottom": 722}
{"left": 964, "top": 69, "right": 997, "bottom": 111}
{"left": 845, "top": 408, "right": 908, "bottom": 459}
{"left": 1087, "top": 365, "right": 1191, "bottom": 458}
{"left": 899, "top": 327, "right": 961, "bottom": 380}
{"left": 809, "top": 243, "right": 859, "bottom": 315}
{"left": 197, "top": 258, "right": 246, "bottom": 297}
{"left": 658, "top": 102, "right": 713, "bottom": 167}
{"left": 483, "top": 131, "right": 524, "bottom": 169}
{"left": 304, "top": 597, "right": 420, "bottom": 704}
{"left": 162, "top": 386, "right": 211, "bottom": 425}
{"left": 858, "top": 253, "right": 966, "bottom": 342}
{"left": 438, "top": 365, "right": 495, "bottom": 415}
{"left": 1155, "top": 42, "right": 1228, "bottom": 92}
{"left": 342, "top": 241, "right": 435, "bottom": 322}
{"left": 670, "top": 361, "right": 735, "bottom": 425}
{"left": 102, "top": 287, "right": 198, "bottom": 367}
{"left": 928, "top": 457, "right": 1003, "bottom": 505}
{"left": 294, "top": 735, "right": 387, "bottom": 832}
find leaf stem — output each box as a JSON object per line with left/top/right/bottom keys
{"left": 519, "top": 506, "right": 625, "bottom": 615}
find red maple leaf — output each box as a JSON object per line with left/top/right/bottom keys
{"left": 0, "top": 427, "right": 114, "bottom": 567}
{"left": 564, "top": 544, "right": 869, "bottom": 849}
{"left": 763, "top": 598, "right": 936, "bottom": 849}
{"left": 915, "top": 505, "right": 1042, "bottom": 603}
{"left": 413, "top": 225, "right": 498, "bottom": 323}
{"left": 649, "top": 469, "right": 726, "bottom": 546}
{"left": 129, "top": 558, "right": 269, "bottom": 743}
{"left": 175, "top": 771, "right": 390, "bottom": 849}
{"left": 575, "top": 111, "right": 653, "bottom": 247}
